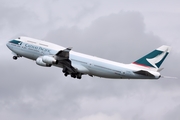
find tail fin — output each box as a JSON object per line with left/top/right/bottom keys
{"left": 132, "top": 45, "right": 171, "bottom": 69}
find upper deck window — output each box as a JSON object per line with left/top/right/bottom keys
{"left": 27, "top": 40, "right": 36, "bottom": 44}
{"left": 39, "top": 43, "right": 48, "bottom": 47}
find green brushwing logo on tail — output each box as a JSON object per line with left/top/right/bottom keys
{"left": 133, "top": 48, "right": 169, "bottom": 68}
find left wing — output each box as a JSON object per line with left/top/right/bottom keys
{"left": 55, "top": 48, "right": 82, "bottom": 79}
{"left": 56, "top": 47, "right": 72, "bottom": 59}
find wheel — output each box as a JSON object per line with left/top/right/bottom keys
{"left": 77, "top": 74, "right": 82, "bottom": 79}
{"left": 64, "top": 73, "right": 68, "bottom": 77}
{"left": 71, "top": 74, "right": 76, "bottom": 78}
{"left": 13, "top": 56, "right": 17, "bottom": 60}
{"left": 77, "top": 76, "right": 82, "bottom": 79}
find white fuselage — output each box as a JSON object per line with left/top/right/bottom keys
{"left": 6, "top": 37, "right": 161, "bottom": 79}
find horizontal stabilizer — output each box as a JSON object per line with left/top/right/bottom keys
{"left": 134, "top": 70, "right": 155, "bottom": 77}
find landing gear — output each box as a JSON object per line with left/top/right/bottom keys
{"left": 64, "top": 72, "right": 69, "bottom": 77}
{"left": 71, "top": 74, "right": 76, "bottom": 78}
{"left": 77, "top": 76, "right": 81, "bottom": 79}
{"left": 71, "top": 73, "right": 82, "bottom": 79}
{"left": 63, "top": 72, "right": 82, "bottom": 79}
{"left": 12, "top": 55, "right": 21, "bottom": 60}
{"left": 62, "top": 68, "right": 67, "bottom": 73}
{"left": 62, "top": 67, "right": 82, "bottom": 79}
{"left": 63, "top": 68, "right": 69, "bottom": 77}
{"left": 77, "top": 74, "right": 82, "bottom": 79}
{"left": 13, "top": 56, "right": 18, "bottom": 60}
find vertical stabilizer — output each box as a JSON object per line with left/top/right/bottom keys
{"left": 132, "top": 45, "right": 171, "bottom": 70}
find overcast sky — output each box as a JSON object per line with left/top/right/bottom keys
{"left": 0, "top": 0, "right": 180, "bottom": 120}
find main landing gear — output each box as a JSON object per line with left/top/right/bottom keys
{"left": 62, "top": 68, "right": 82, "bottom": 79}
{"left": 64, "top": 72, "right": 82, "bottom": 79}
{"left": 71, "top": 73, "right": 82, "bottom": 79}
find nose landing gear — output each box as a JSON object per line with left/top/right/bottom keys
{"left": 13, "top": 55, "right": 21, "bottom": 60}
{"left": 13, "top": 56, "right": 18, "bottom": 60}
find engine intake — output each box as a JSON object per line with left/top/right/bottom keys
{"left": 36, "top": 57, "right": 51, "bottom": 67}
{"left": 42, "top": 56, "right": 57, "bottom": 64}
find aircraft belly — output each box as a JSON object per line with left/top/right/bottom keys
{"left": 87, "top": 67, "right": 123, "bottom": 78}
{"left": 88, "top": 66, "right": 153, "bottom": 79}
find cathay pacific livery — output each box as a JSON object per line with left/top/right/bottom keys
{"left": 6, "top": 37, "right": 171, "bottom": 79}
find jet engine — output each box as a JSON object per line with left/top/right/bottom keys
{"left": 36, "top": 57, "right": 51, "bottom": 67}
{"left": 42, "top": 56, "right": 57, "bottom": 64}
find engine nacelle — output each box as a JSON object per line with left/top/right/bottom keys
{"left": 36, "top": 57, "right": 51, "bottom": 67}
{"left": 42, "top": 56, "right": 57, "bottom": 64}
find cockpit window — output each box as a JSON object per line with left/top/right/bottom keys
{"left": 9, "top": 40, "right": 22, "bottom": 45}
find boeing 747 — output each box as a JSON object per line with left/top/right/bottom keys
{"left": 6, "top": 37, "right": 171, "bottom": 79}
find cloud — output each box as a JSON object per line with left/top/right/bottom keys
{"left": 79, "top": 113, "right": 123, "bottom": 120}
{"left": 45, "top": 11, "right": 163, "bottom": 62}
{"left": 164, "top": 104, "right": 180, "bottom": 120}
{"left": 1, "top": 2, "right": 180, "bottom": 120}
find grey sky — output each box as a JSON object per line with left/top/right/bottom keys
{"left": 0, "top": 0, "right": 180, "bottom": 120}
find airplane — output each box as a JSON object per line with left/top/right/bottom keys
{"left": 6, "top": 36, "right": 171, "bottom": 79}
